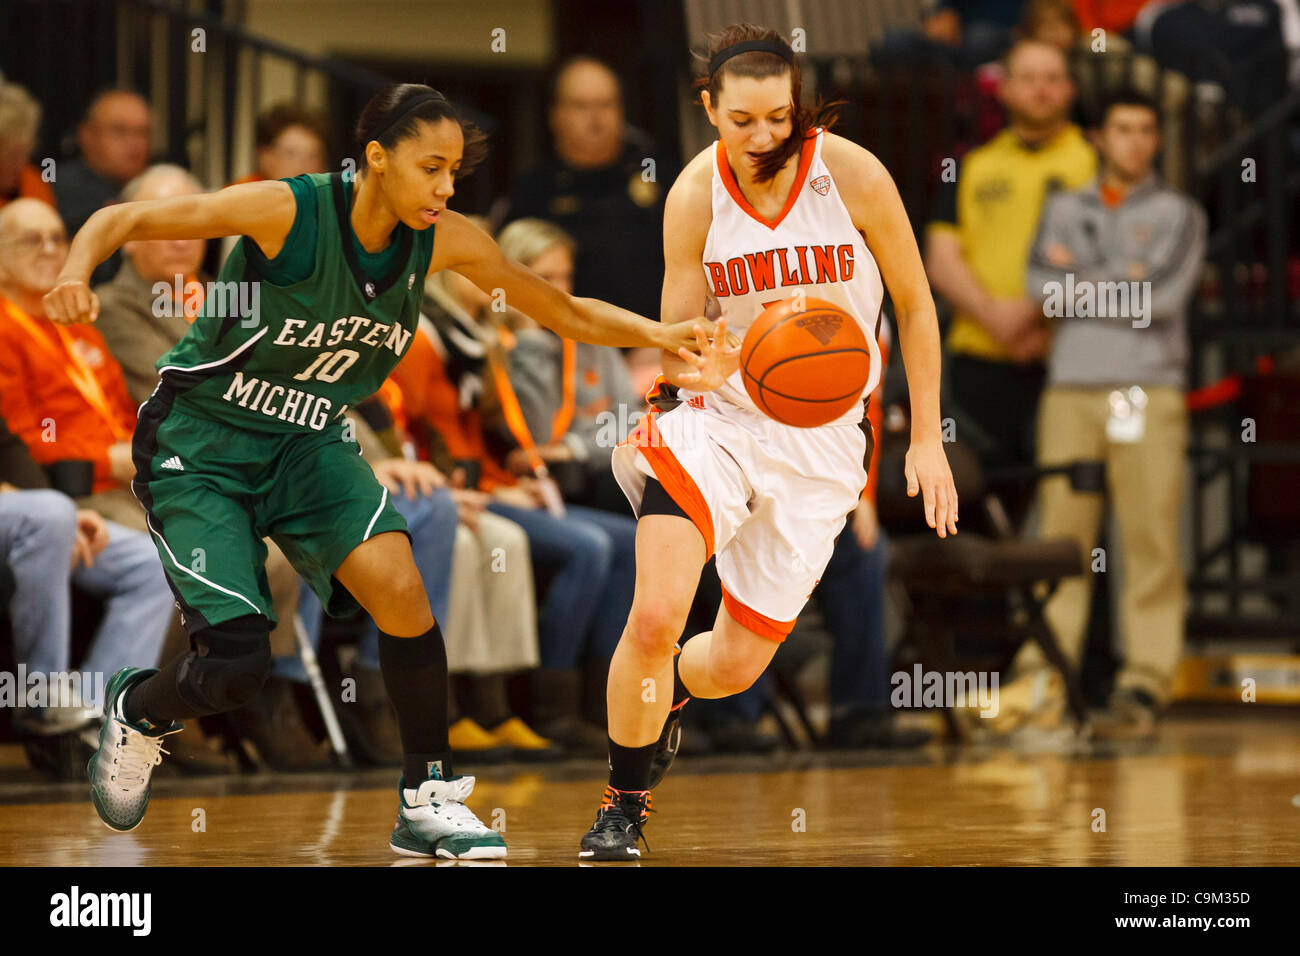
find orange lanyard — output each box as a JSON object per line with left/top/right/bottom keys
{"left": 1, "top": 298, "right": 131, "bottom": 441}
{"left": 552, "top": 337, "right": 576, "bottom": 443}
{"left": 490, "top": 328, "right": 577, "bottom": 468}
{"left": 490, "top": 354, "right": 548, "bottom": 477}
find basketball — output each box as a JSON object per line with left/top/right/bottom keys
{"left": 739, "top": 297, "right": 871, "bottom": 427}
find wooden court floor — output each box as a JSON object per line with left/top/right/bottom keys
{"left": 1, "top": 711, "right": 1296, "bottom": 866}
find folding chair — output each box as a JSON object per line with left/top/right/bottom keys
{"left": 879, "top": 440, "right": 1100, "bottom": 736}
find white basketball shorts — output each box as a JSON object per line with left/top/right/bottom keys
{"left": 611, "top": 391, "right": 868, "bottom": 641}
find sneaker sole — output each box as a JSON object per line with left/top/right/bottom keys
{"left": 389, "top": 839, "right": 437, "bottom": 858}
{"left": 578, "top": 846, "right": 641, "bottom": 860}
{"left": 437, "top": 844, "right": 507, "bottom": 860}
{"left": 390, "top": 828, "right": 508, "bottom": 860}
{"left": 389, "top": 840, "right": 508, "bottom": 860}
{"left": 87, "top": 753, "right": 145, "bottom": 833}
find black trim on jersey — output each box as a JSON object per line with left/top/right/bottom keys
{"left": 330, "top": 172, "right": 417, "bottom": 303}
{"left": 130, "top": 382, "right": 213, "bottom": 634}
{"left": 650, "top": 380, "right": 681, "bottom": 412}
{"left": 859, "top": 414, "right": 875, "bottom": 473}
{"left": 156, "top": 332, "right": 262, "bottom": 392}
{"left": 859, "top": 300, "right": 884, "bottom": 468}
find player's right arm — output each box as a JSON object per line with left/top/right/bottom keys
{"left": 659, "top": 153, "right": 738, "bottom": 390}
{"left": 44, "top": 181, "right": 298, "bottom": 324}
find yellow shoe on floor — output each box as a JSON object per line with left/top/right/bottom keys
{"left": 448, "top": 718, "right": 510, "bottom": 762}
{"left": 487, "top": 717, "right": 562, "bottom": 761}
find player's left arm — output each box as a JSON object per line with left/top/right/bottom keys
{"left": 429, "top": 211, "right": 705, "bottom": 354}
{"left": 826, "top": 134, "right": 957, "bottom": 537}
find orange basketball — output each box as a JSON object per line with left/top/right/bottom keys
{"left": 740, "top": 298, "right": 871, "bottom": 427}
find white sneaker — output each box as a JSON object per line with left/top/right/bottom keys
{"left": 88, "top": 668, "right": 180, "bottom": 832}
{"left": 389, "top": 773, "right": 507, "bottom": 860}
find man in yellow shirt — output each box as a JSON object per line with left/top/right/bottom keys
{"left": 925, "top": 39, "right": 1096, "bottom": 519}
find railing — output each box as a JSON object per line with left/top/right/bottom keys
{"left": 1184, "top": 85, "right": 1300, "bottom": 639}
{"left": 3, "top": 0, "right": 392, "bottom": 188}
{"left": 807, "top": 49, "right": 1299, "bottom": 641}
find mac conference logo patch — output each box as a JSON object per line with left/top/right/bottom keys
{"left": 811, "top": 175, "right": 831, "bottom": 196}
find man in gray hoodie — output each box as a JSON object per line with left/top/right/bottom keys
{"left": 1014, "top": 87, "right": 1206, "bottom": 737}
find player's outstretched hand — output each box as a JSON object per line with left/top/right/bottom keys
{"left": 676, "top": 316, "right": 741, "bottom": 392}
{"left": 905, "top": 437, "right": 958, "bottom": 538}
{"left": 43, "top": 279, "right": 100, "bottom": 325}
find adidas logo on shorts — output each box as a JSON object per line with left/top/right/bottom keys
{"left": 160, "top": 456, "right": 184, "bottom": 471}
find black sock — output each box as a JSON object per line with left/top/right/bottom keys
{"left": 608, "top": 738, "right": 656, "bottom": 792}
{"left": 672, "top": 652, "right": 692, "bottom": 709}
{"left": 123, "top": 654, "right": 196, "bottom": 729}
{"left": 378, "top": 623, "right": 452, "bottom": 785}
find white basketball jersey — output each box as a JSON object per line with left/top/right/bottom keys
{"left": 692, "top": 128, "right": 884, "bottom": 427}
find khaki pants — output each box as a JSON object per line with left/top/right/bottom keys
{"left": 1014, "top": 386, "right": 1187, "bottom": 704}
{"left": 443, "top": 511, "right": 539, "bottom": 675}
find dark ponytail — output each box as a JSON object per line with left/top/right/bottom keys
{"left": 355, "top": 83, "right": 488, "bottom": 177}
{"left": 692, "top": 24, "right": 843, "bottom": 184}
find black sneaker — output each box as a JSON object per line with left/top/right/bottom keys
{"left": 578, "top": 786, "right": 652, "bottom": 861}
{"left": 703, "top": 715, "right": 781, "bottom": 754}
{"left": 647, "top": 701, "right": 687, "bottom": 789}
{"left": 828, "top": 710, "right": 933, "bottom": 750}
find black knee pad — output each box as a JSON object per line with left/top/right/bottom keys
{"left": 176, "top": 614, "right": 272, "bottom": 715}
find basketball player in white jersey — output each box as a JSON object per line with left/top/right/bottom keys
{"left": 579, "top": 25, "right": 958, "bottom": 860}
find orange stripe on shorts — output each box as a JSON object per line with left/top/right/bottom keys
{"left": 721, "top": 586, "right": 797, "bottom": 643}
{"left": 624, "top": 408, "right": 715, "bottom": 559}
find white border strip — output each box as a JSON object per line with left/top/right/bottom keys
{"left": 362, "top": 486, "right": 389, "bottom": 541}
{"left": 146, "top": 514, "right": 262, "bottom": 615}
{"left": 157, "top": 326, "right": 270, "bottom": 377}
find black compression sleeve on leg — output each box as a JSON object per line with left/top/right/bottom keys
{"left": 378, "top": 623, "right": 452, "bottom": 784}
{"left": 639, "top": 477, "right": 690, "bottom": 521}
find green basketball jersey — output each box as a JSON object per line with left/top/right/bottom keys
{"left": 155, "top": 172, "right": 435, "bottom": 433}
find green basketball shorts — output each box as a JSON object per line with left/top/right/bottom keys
{"left": 131, "top": 384, "right": 409, "bottom": 634}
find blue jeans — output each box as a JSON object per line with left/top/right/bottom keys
{"left": 277, "top": 485, "right": 457, "bottom": 680}
{"left": 486, "top": 501, "right": 636, "bottom": 668}
{"left": 815, "top": 528, "right": 891, "bottom": 714}
{"left": 0, "top": 489, "right": 173, "bottom": 710}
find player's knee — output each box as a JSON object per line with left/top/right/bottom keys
{"left": 710, "top": 659, "right": 764, "bottom": 697}
{"left": 181, "top": 614, "right": 272, "bottom": 714}
{"left": 625, "top": 603, "right": 689, "bottom": 657}
{"left": 372, "top": 571, "right": 432, "bottom": 636}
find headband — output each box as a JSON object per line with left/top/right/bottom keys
{"left": 708, "top": 40, "right": 794, "bottom": 77}
{"left": 370, "top": 90, "right": 445, "bottom": 143}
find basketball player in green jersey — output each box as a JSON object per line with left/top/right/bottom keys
{"left": 43, "top": 84, "right": 709, "bottom": 860}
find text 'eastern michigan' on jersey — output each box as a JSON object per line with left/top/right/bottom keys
{"left": 153, "top": 172, "right": 435, "bottom": 434}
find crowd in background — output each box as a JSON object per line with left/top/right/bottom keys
{"left": 2, "top": 0, "right": 1292, "bottom": 777}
